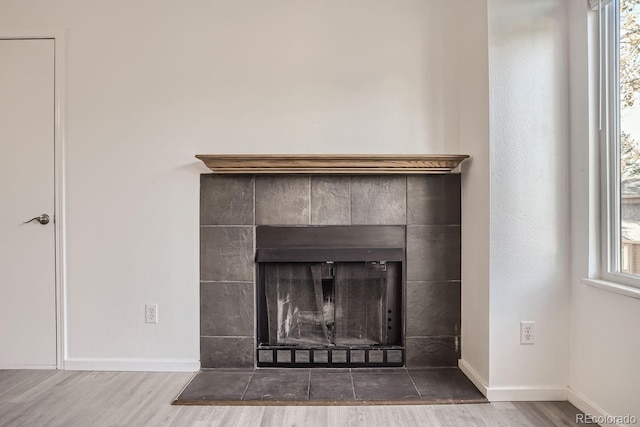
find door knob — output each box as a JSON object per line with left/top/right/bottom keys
{"left": 23, "top": 214, "right": 50, "bottom": 225}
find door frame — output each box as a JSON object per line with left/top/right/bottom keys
{"left": 0, "top": 30, "right": 66, "bottom": 369}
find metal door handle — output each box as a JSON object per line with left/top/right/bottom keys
{"left": 23, "top": 214, "right": 50, "bottom": 225}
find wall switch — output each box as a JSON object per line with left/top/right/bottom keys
{"left": 520, "top": 321, "right": 534, "bottom": 344}
{"left": 145, "top": 303, "right": 158, "bottom": 323}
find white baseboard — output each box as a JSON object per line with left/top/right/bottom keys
{"left": 458, "top": 358, "right": 489, "bottom": 396}
{"left": 64, "top": 358, "right": 199, "bottom": 372}
{"left": 568, "top": 389, "right": 608, "bottom": 419}
{"left": 0, "top": 364, "right": 56, "bottom": 370}
{"left": 458, "top": 359, "right": 567, "bottom": 402}
{"left": 487, "top": 386, "right": 568, "bottom": 401}
{"left": 568, "top": 389, "right": 632, "bottom": 427}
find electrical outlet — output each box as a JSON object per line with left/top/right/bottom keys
{"left": 520, "top": 321, "right": 534, "bottom": 344}
{"left": 145, "top": 303, "right": 158, "bottom": 323}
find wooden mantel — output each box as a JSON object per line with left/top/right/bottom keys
{"left": 195, "top": 154, "right": 470, "bottom": 174}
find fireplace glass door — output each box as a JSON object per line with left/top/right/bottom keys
{"left": 263, "top": 261, "right": 401, "bottom": 347}
{"left": 255, "top": 225, "right": 405, "bottom": 367}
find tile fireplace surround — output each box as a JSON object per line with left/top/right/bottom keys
{"left": 199, "top": 156, "right": 465, "bottom": 370}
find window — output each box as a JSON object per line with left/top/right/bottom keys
{"left": 601, "top": 0, "right": 640, "bottom": 287}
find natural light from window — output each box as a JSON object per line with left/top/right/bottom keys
{"left": 620, "top": 0, "right": 640, "bottom": 275}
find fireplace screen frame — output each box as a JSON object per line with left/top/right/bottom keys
{"left": 255, "top": 225, "right": 406, "bottom": 368}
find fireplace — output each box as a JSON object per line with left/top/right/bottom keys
{"left": 199, "top": 163, "right": 463, "bottom": 369}
{"left": 255, "top": 225, "right": 404, "bottom": 367}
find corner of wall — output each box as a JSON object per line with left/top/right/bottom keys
{"left": 456, "top": 0, "right": 491, "bottom": 387}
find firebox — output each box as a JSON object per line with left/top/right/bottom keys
{"left": 255, "top": 225, "right": 405, "bottom": 367}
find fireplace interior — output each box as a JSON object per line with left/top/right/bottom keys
{"left": 256, "top": 225, "right": 404, "bottom": 367}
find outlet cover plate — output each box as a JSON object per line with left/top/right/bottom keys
{"left": 520, "top": 321, "right": 534, "bottom": 344}
{"left": 145, "top": 303, "right": 158, "bottom": 323}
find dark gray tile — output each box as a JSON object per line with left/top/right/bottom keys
{"left": 405, "top": 337, "right": 460, "bottom": 368}
{"left": 407, "top": 175, "right": 461, "bottom": 225}
{"left": 243, "top": 369, "right": 310, "bottom": 401}
{"left": 309, "top": 371, "right": 354, "bottom": 400}
{"left": 200, "top": 226, "right": 254, "bottom": 281}
{"left": 200, "top": 337, "right": 254, "bottom": 368}
{"left": 405, "top": 367, "right": 458, "bottom": 373}
{"left": 311, "top": 176, "right": 351, "bottom": 225}
{"left": 200, "top": 175, "right": 254, "bottom": 225}
{"left": 255, "top": 176, "right": 310, "bottom": 225}
{"left": 351, "top": 368, "right": 406, "bottom": 374}
{"left": 309, "top": 368, "right": 347, "bottom": 373}
{"left": 406, "top": 226, "right": 460, "bottom": 281}
{"left": 200, "top": 282, "right": 254, "bottom": 336}
{"left": 351, "top": 176, "right": 406, "bottom": 225}
{"left": 406, "top": 281, "right": 461, "bottom": 337}
{"left": 176, "top": 370, "right": 254, "bottom": 401}
{"left": 176, "top": 368, "right": 485, "bottom": 405}
{"left": 351, "top": 371, "right": 419, "bottom": 400}
{"left": 407, "top": 369, "right": 485, "bottom": 401}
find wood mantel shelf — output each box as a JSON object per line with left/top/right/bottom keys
{"left": 195, "top": 154, "right": 470, "bottom": 174}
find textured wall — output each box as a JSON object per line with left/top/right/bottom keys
{"left": 487, "top": 0, "right": 570, "bottom": 392}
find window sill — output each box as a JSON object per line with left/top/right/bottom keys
{"left": 581, "top": 278, "right": 640, "bottom": 300}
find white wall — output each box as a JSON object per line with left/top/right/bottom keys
{"left": 486, "top": 0, "right": 571, "bottom": 398}
{"left": 440, "top": 0, "right": 574, "bottom": 400}
{"left": 568, "top": 1, "right": 640, "bottom": 421}
{"left": 457, "top": 0, "right": 492, "bottom": 388}
{"left": 0, "top": 0, "right": 466, "bottom": 369}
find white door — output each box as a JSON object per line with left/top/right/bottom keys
{"left": 0, "top": 39, "right": 56, "bottom": 368}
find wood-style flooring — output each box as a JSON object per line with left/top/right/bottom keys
{"left": 0, "top": 370, "right": 584, "bottom": 426}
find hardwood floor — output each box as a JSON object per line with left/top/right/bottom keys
{"left": 0, "top": 370, "right": 583, "bottom": 426}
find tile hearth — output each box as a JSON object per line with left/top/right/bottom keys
{"left": 174, "top": 368, "right": 486, "bottom": 405}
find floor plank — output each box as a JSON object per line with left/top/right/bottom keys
{"left": 0, "top": 370, "right": 584, "bottom": 427}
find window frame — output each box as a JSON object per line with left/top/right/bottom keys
{"left": 600, "top": 0, "right": 640, "bottom": 289}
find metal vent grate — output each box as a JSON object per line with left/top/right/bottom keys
{"left": 257, "top": 346, "right": 404, "bottom": 368}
